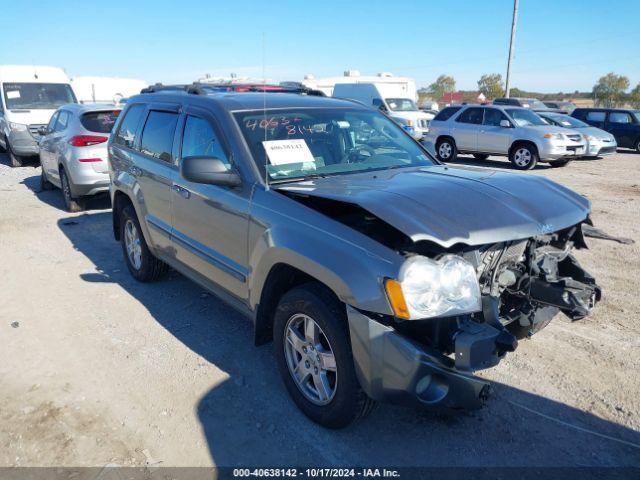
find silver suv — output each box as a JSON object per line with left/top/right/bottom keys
{"left": 427, "top": 104, "right": 587, "bottom": 169}
{"left": 109, "top": 91, "right": 600, "bottom": 428}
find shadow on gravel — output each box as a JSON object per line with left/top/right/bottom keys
{"left": 57, "top": 211, "right": 640, "bottom": 468}
{"left": 20, "top": 172, "right": 111, "bottom": 211}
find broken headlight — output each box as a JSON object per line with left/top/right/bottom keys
{"left": 387, "top": 255, "right": 481, "bottom": 320}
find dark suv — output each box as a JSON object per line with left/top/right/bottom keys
{"left": 572, "top": 108, "right": 640, "bottom": 152}
{"left": 108, "top": 89, "right": 600, "bottom": 428}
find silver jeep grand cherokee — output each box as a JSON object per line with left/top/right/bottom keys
{"left": 109, "top": 90, "right": 600, "bottom": 428}
{"left": 427, "top": 104, "right": 587, "bottom": 169}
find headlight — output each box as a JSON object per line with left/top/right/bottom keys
{"left": 385, "top": 255, "right": 481, "bottom": 320}
{"left": 543, "top": 133, "right": 564, "bottom": 140}
{"left": 9, "top": 122, "right": 28, "bottom": 132}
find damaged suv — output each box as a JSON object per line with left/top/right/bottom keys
{"left": 109, "top": 91, "right": 600, "bottom": 428}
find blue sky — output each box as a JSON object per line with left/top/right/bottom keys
{"left": 3, "top": 0, "right": 639, "bottom": 92}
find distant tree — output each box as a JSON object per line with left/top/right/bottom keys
{"left": 477, "top": 73, "right": 504, "bottom": 100}
{"left": 510, "top": 87, "right": 526, "bottom": 97}
{"left": 427, "top": 75, "right": 456, "bottom": 101}
{"left": 630, "top": 84, "right": 640, "bottom": 109}
{"left": 592, "top": 73, "right": 630, "bottom": 107}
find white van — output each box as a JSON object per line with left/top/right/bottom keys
{"left": 332, "top": 82, "right": 432, "bottom": 140}
{"left": 0, "top": 65, "right": 77, "bottom": 166}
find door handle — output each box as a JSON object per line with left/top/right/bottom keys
{"left": 172, "top": 184, "right": 191, "bottom": 199}
{"left": 130, "top": 166, "right": 143, "bottom": 177}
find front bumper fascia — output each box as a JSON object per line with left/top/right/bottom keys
{"left": 8, "top": 129, "right": 40, "bottom": 156}
{"left": 347, "top": 306, "right": 492, "bottom": 410}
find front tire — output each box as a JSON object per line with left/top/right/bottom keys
{"left": 509, "top": 144, "right": 538, "bottom": 170}
{"left": 40, "top": 166, "right": 54, "bottom": 191}
{"left": 119, "top": 205, "right": 168, "bottom": 282}
{"left": 273, "top": 283, "right": 374, "bottom": 429}
{"left": 60, "top": 168, "right": 84, "bottom": 212}
{"left": 436, "top": 138, "right": 457, "bottom": 162}
{"left": 8, "top": 144, "right": 23, "bottom": 167}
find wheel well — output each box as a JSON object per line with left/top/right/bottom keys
{"left": 254, "top": 264, "right": 329, "bottom": 346}
{"left": 112, "top": 191, "right": 133, "bottom": 241}
{"left": 509, "top": 140, "right": 538, "bottom": 156}
{"left": 436, "top": 135, "right": 455, "bottom": 146}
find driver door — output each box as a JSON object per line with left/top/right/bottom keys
{"left": 171, "top": 107, "right": 252, "bottom": 300}
{"left": 477, "top": 108, "right": 511, "bottom": 154}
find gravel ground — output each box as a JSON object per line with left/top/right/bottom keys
{"left": 0, "top": 151, "right": 639, "bottom": 468}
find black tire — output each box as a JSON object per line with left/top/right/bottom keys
{"left": 59, "top": 168, "right": 84, "bottom": 212}
{"left": 0, "top": 136, "right": 6, "bottom": 153}
{"left": 273, "top": 283, "right": 375, "bottom": 429}
{"left": 473, "top": 153, "right": 490, "bottom": 160}
{"left": 119, "top": 204, "right": 168, "bottom": 282}
{"left": 635, "top": 138, "right": 640, "bottom": 153}
{"left": 509, "top": 143, "right": 538, "bottom": 170}
{"left": 40, "top": 166, "right": 54, "bottom": 191}
{"left": 435, "top": 137, "right": 457, "bottom": 162}
{"left": 548, "top": 159, "right": 571, "bottom": 168}
{"left": 8, "top": 144, "right": 23, "bottom": 167}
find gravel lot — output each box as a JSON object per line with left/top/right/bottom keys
{"left": 0, "top": 151, "right": 639, "bottom": 468}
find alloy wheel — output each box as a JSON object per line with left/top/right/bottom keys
{"left": 284, "top": 313, "right": 337, "bottom": 405}
{"left": 124, "top": 219, "right": 143, "bottom": 271}
{"left": 438, "top": 142, "right": 452, "bottom": 159}
{"left": 514, "top": 147, "right": 532, "bottom": 167}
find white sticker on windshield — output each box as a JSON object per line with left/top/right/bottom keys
{"left": 6, "top": 90, "right": 20, "bottom": 99}
{"left": 262, "top": 139, "right": 315, "bottom": 166}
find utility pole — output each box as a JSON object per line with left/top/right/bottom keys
{"left": 505, "top": 0, "right": 519, "bottom": 98}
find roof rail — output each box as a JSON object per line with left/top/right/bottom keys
{"left": 141, "top": 82, "right": 325, "bottom": 97}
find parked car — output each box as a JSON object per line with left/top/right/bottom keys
{"left": 543, "top": 100, "right": 575, "bottom": 114}
{"left": 427, "top": 104, "right": 586, "bottom": 169}
{"left": 572, "top": 108, "right": 640, "bottom": 153}
{"left": 0, "top": 65, "right": 77, "bottom": 167}
{"left": 493, "top": 97, "right": 551, "bottom": 111}
{"left": 109, "top": 91, "right": 600, "bottom": 428}
{"left": 537, "top": 111, "right": 617, "bottom": 157}
{"left": 39, "top": 104, "right": 121, "bottom": 211}
{"left": 332, "top": 83, "right": 432, "bottom": 140}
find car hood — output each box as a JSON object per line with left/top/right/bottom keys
{"left": 6, "top": 109, "right": 57, "bottom": 125}
{"left": 389, "top": 110, "right": 432, "bottom": 121}
{"left": 579, "top": 126, "right": 615, "bottom": 141}
{"left": 522, "top": 124, "right": 573, "bottom": 135}
{"left": 275, "top": 165, "right": 590, "bottom": 248}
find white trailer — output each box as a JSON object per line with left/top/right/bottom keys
{"left": 71, "top": 76, "right": 148, "bottom": 104}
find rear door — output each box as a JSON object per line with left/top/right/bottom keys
{"left": 605, "top": 111, "right": 636, "bottom": 148}
{"left": 477, "top": 107, "right": 511, "bottom": 154}
{"left": 453, "top": 107, "right": 483, "bottom": 151}
{"left": 171, "top": 106, "right": 251, "bottom": 300}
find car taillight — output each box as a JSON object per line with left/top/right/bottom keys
{"left": 78, "top": 158, "right": 102, "bottom": 163}
{"left": 69, "top": 135, "right": 108, "bottom": 147}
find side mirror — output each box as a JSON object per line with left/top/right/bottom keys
{"left": 499, "top": 119, "right": 512, "bottom": 128}
{"left": 37, "top": 126, "right": 49, "bottom": 136}
{"left": 180, "top": 156, "right": 241, "bottom": 187}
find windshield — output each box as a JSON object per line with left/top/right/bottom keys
{"left": 526, "top": 99, "right": 548, "bottom": 110}
{"left": 543, "top": 114, "right": 588, "bottom": 128}
{"left": 2, "top": 83, "right": 76, "bottom": 110}
{"left": 505, "top": 108, "right": 547, "bottom": 127}
{"left": 234, "top": 108, "right": 435, "bottom": 181}
{"left": 385, "top": 98, "right": 418, "bottom": 111}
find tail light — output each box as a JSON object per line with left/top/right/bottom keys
{"left": 69, "top": 135, "right": 108, "bottom": 147}
{"left": 78, "top": 158, "right": 102, "bottom": 163}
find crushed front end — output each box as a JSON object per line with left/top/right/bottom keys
{"left": 348, "top": 221, "right": 601, "bottom": 410}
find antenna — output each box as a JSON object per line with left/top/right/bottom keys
{"left": 262, "top": 31, "right": 269, "bottom": 191}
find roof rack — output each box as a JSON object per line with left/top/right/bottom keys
{"left": 140, "top": 82, "right": 325, "bottom": 97}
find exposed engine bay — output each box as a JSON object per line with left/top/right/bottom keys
{"left": 282, "top": 191, "right": 601, "bottom": 373}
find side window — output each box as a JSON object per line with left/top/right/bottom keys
{"left": 140, "top": 111, "right": 179, "bottom": 162}
{"left": 456, "top": 107, "right": 484, "bottom": 125}
{"left": 433, "top": 107, "right": 462, "bottom": 121}
{"left": 114, "top": 104, "right": 145, "bottom": 148}
{"left": 483, "top": 108, "right": 508, "bottom": 127}
{"left": 55, "top": 111, "right": 69, "bottom": 131}
{"left": 586, "top": 111, "right": 606, "bottom": 122}
{"left": 181, "top": 115, "right": 230, "bottom": 167}
{"left": 47, "top": 112, "right": 59, "bottom": 132}
{"left": 608, "top": 112, "right": 632, "bottom": 124}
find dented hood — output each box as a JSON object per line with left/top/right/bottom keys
{"left": 275, "top": 165, "right": 590, "bottom": 248}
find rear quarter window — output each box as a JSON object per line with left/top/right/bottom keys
{"left": 114, "top": 104, "right": 145, "bottom": 148}
{"left": 81, "top": 110, "right": 121, "bottom": 133}
{"left": 433, "top": 107, "right": 462, "bottom": 121}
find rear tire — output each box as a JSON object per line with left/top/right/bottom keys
{"left": 509, "top": 143, "right": 538, "bottom": 170}
{"left": 273, "top": 283, "right": 375, "bottom": 429}
{"left": 436, "top": 138, "right": 457, "bottom": 162}
{"left": 120, "top": 204, "right": 168, "bottom": 282}
{"left": 635, "top": 138, "right": 640, "bottom": 153}
{"left": 8, "top": 144, "right": 23, "bottom": 167}
{"left": 473, "top": 153, "right": 490, "bottom": 160}
{"left": 548, "top": 159, "right": 570, "bottom": 168}
{"left": 60, "top": 168, "right": 84, "bottom": 212}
